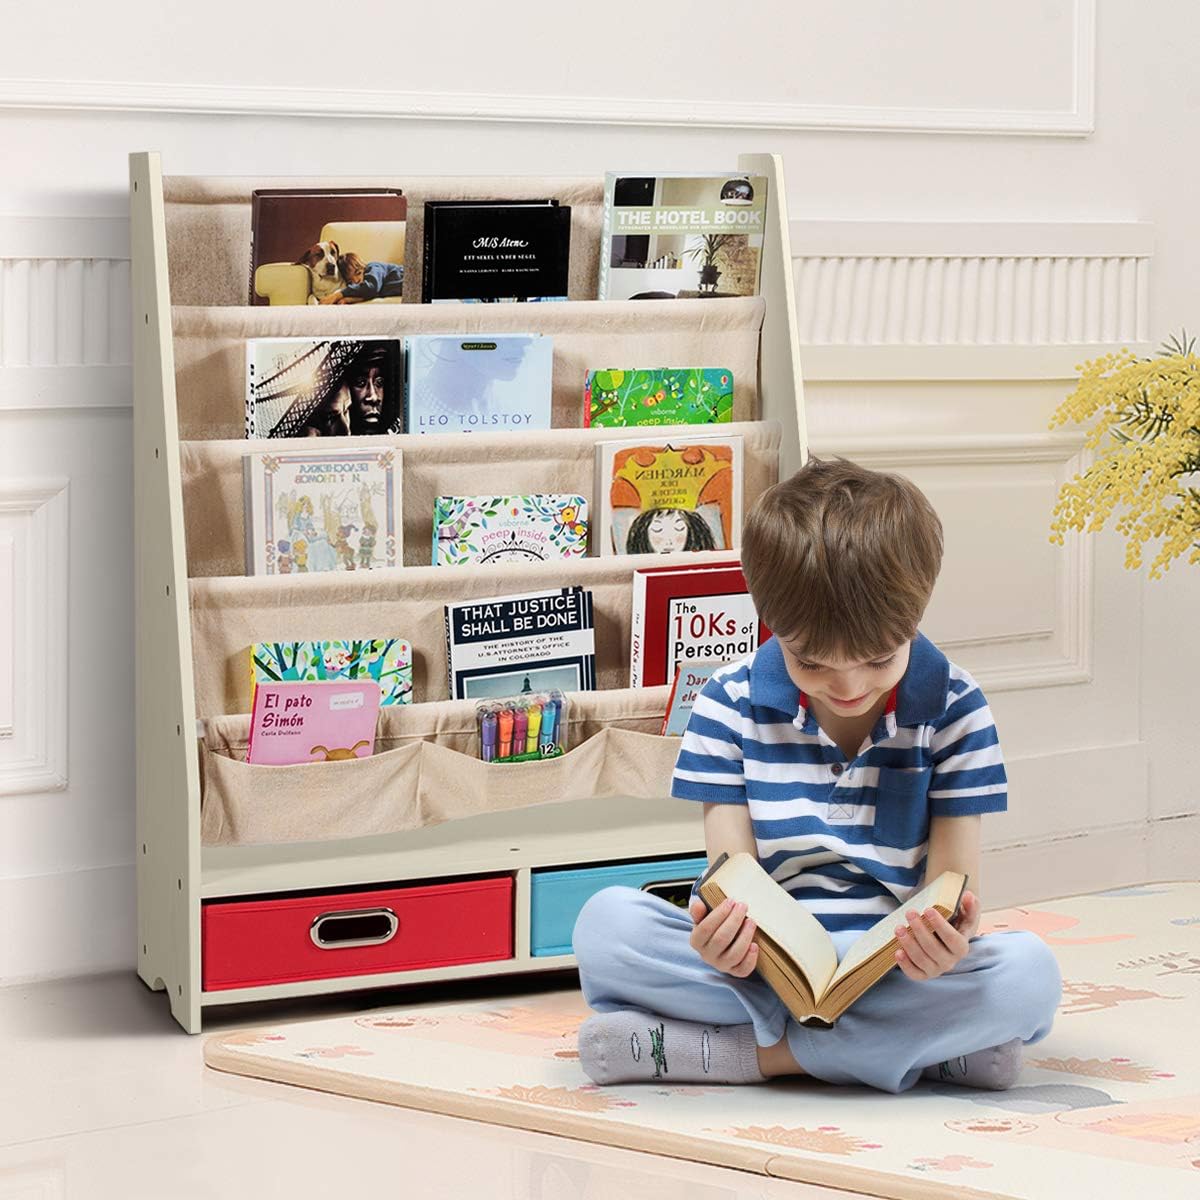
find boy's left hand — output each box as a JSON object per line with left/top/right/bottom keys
{"left": 894, "top": 889, "right": 981, "bottom": 982}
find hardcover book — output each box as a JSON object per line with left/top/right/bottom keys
{"left": 432, "top": 494, "right": 588, "bottom": 566}
{"left": 250, "top": 639, "right": 413, "bottom": 707}
{"left": 243, "top": 448, "right": 401, "bottom": 576}
{"left": 661, "top": 661, "right": 723, "bottom": 736}
{"left": 629, "top": 559, "right": 767, "bottom": 687}
{"left": 444, "top": 586, "right": 596, "bottom": 701}
{"left": 595, "top": 435, "right": 743, "bottom": 558}
{"left": 247, "top": 680, "right": 382, "bottom": 765}
{"left": 246, "top": 337, "right": 403, "bottom": 438}
{"left": 697, "top": 853, "right": 966, "bottom": 1027}
{"left": 405, "top": 334, "right": 553, "bottom": 433}
{"left": 422, "top": 200, "right": 571, "bottom": 303}
{"left": 599, "top": 173, "right": 767, "bottom": 301}
{"left": 249, "top": 188, "right": 407, "bottom": 307}
{"left": 585, "top": 368, "right": 734, "bottom": 428}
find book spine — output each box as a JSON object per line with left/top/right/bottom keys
{"left": 629, "top": 570, "right": 647, "bottom": 688}
{"left": 598, "top": 173, "right": 615, "bottom": 301}
{"left": 421, "top": 208, "right": 433, "bottom": 304}
{"left": 242, "top": 455, "right": 257, "bottom": 575}
{"left": 444, "top": 603, "right": 456, "bottom": 699}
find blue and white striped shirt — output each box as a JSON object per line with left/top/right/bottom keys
{"left": 672, "top": 633, "right": 1007, "bottom": 932}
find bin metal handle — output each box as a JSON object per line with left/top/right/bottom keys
{"left": 309, "top": 907, "right": 399, "bottom": 950}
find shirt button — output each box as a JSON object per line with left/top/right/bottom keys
{"left": 831, "top": 763, "right": 844, "bottom": 776}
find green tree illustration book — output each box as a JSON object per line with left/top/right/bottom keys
{"left": 585, "top": 368, "right": 733, "bottom": 428}
{"left": 250, "top": 639, "right": 413, "bottom": 706}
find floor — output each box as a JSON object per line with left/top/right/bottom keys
{"left": 0, "top": 971, "right": 855, "bottom": 1200}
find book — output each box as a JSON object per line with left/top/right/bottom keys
{"left": 249, "top": 188, "right": 407, "bottom": 306}
{"left": 243, "top": 447, "right": 401, "bottom": 576}
{"left": 405, "top": 334, "right": 553, "bottom": 433}
{"left": 629, "top": 560, "right": 768, "bottom": 687}
{"left": 599, "top": 173, "right": 767, "bottom": 301}
{"left": 432, "top": 494, "right": 588, "bottom": 566}
{"left": 250, "top": 639, "right": 413, "bottom": 707}
{"left": 444, "top": 586, "right": 596, "bottom": 701}
{"left": 245, "top": 337, "right": 403, "bottom": 438}
{"left": 585, "top": 368, "right": 733, "bottom": 428}
{"left": 697, "top": 853, "right": 967, "bottom": 1027}
{"left": 247, "top": 680, "right": 382, "bottom": 765}
{"left": 422, "top": 200, "right": 571, "bottom": 302}
{"left": 596, "top": 435, "right": 743, "bottom": 558}
{"left": 661, "top": 662, "right": 723, "bottom": 735}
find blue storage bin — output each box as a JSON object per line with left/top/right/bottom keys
{"left": 530, "top": 854, "right": 708, "bottom": 957}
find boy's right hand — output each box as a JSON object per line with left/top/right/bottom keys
{"left": 688, "top": 896, "right": 759, "bottom": 978}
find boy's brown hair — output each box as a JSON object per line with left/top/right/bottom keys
{"left": 741, "top": 456, "right": 943, "bottom": 661}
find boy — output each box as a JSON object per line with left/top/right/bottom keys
{"left": 573, "top": 458, "right": 1062, "bottom": 1094}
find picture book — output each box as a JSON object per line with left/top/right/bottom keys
{"left": 585, "top": 368, "right": 734, "bottom": 428}
{"left": 599, "top": 173, "right": 767, "bottom": 301}
{"left": 249, "top": 188, "right": 407, "bottom": 307}
{"left": 444, "top": 586, "right": 596, "bottom": 701}
{"left": 245, "top": 337, "right": 403, "bottom": 438}
{"left": 405, "top": 334, "right": 553, "bottom": 433}
{"left": 246, "top": 680, "right": 382, "bottom": 766}
{"left": 432, "top": 494, "right": 588, "bottom": 566}
{"left": 661, "top": 662, "right": 723, "bottom": 736}
{"left": 422, "top": 200, "right": 571, "bottom": 303}
{"left": 250, "top": 639, "right": 413, "bottom": 707}
{"left": 595, "top": 435, "right": 743, "bottom": 558}
{"left": 243, "top": 448, "right": 400, "bottom": 576}
{"left": 697, "top": 853, "right": 967, "bottom": 1027}
{"left": 629, "top": 559, "right": 767, "bottom": 687}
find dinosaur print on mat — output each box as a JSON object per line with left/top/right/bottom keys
{"left": 1117, "top": 951, "right": 1200, "bottom": 977}
{"left": 980, "top": 906, "right": 1134, "bottom": 945}
{"left": 1030, "top": 1055, "right": 1176, "bottom": 1082}
{"left": 1059, "top": 979, "right": 1183, "bottom": 1014}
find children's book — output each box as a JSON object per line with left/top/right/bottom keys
{"left": 249, "top": 639, "right": 413, "bottom": 706}
{"left": 244, "top": 448, "right": 401, "bottom": 576}
{"left": 405, "top": 334, "right": 553, "bottom": 433}
{"left": 432, "top": 494, "right": 588, "bottom": 566}
{"left": 599, "top": 173, "right": 767, "bottom": 301}
{"left": 696, "top": 853, "right": 967, "bottom": 1027}
{"left": 246, "top": 337, "right": 403, "bottom": 438}
{"left": 661, "top": 662, "right": 722, "bottom": 735}
{"left": 247, "top": 680, "right": 382, "bottom": 765}
{"left": 595, "top": 435, "right": 743, "bottom": 558}
{"left": 444, "top": 586, "right": 596, "bottom": 700}
{"left": 585, "top": 368, "right": 733, "bottom": 428}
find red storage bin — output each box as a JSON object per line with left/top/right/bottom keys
{"left": 202, "top": 875, "right": 513, "bottom": 991}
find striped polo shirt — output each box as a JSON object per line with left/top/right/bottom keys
{"left": 672, "top": 633, "right": 1007, "bottom": 932}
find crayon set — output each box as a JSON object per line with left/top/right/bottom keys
{"left": 476, "top": 691, "right": 568, "bottom": 763}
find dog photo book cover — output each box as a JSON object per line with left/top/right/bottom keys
{"left": 246, "top": 337, "right": 403, "bottom": 438}
{"left": 249, "top": 188, "right": 407, "bottom": 306}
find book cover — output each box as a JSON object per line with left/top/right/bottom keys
{"left": 405, "top": 334, "right": 553, "bottom": 433}
{"left": 423, "top": 201, "right": 571, "bottom": 303}
{"left": 661, "top": 661, "right": 723, "bottom": 736}
{"left": 250, "top": 639, "right": 413, "bottom": 707}
{"left": 249, "top": 188, "right": 407, "bottom": 306}
{"left": 595, "top": 436, "right": 743, "bottom": 558}
{"left": 630, "top": 559, "right": 768, "bottom": 687}
{"left": 432, "top": 494, "right": 588, "bottom": 566}
{"left": 243, "top": 448, "right": 401, "bottom": 576}
{"left": 599, "top": 173, "right": 767, "bottom": 301}
{"left": 585, "top": 368, "right": 733, "bottom": 428}
{"left": 246, "top": 337, "right": 403, "bottom": 438}
{"left": 247, "top": 680, "right": 382, "bottom": 765}
{"left": 444, "top": 587, "right": 596, "bottom": 701}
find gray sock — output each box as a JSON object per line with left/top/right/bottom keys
{"left": 578, "top": 1011, "right": 766, "bottom": 1086}
{"left": 921, "top": 1037, "right": 1024, "bottom": 1089}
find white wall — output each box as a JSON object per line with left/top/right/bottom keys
{"left": 1, "top": 0, "right": 1196, "bottom": 982}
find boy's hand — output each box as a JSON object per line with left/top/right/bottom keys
{"left": 893, "top": 889, "right": 981, "bottom": 982}
{"left": 688, "top": 896, "right": 759, "bottom": 978}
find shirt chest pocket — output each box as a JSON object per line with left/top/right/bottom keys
{"left": 872, "top": 766, "right": 933, "bottom": 849}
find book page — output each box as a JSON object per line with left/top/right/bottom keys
{"left": 829, "top": 872, "right": 965, "bottom": 986}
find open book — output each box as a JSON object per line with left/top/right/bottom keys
{"left": 696, "top": 852, "right": 966, "bottom": 1027}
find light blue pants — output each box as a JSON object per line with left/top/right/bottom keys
{"left": 573, "top": 886, "right": 1062, "bottom": 1094}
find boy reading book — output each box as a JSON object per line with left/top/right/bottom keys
{"left": 573, "top": 458, "right": 1062, "bottom": 1094}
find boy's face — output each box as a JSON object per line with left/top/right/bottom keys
{"left": 777, "top": 638, "right": 912, "bottom": 721}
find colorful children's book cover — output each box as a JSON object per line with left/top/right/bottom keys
{"left": 246, "top": 680, "right": 381, "bottom": 765}
{"left": 662, "top": 661, "right": 723, "bottom": 736}
{"left": 405, "top": 334, "right": 553, "bottom": 433}
{"left": 585, "top": 368, "right": 733, "bottom": 428}
{"left": 598, "top": 173, "right": 768, "bottom": 301}
{"left": 243, "top": 448, "right": 401, "bottom": 576}
{"left": 250, "top": 639, "right": 413, "bottom": 706}
{"left": 595, "top": 436, "right": 743, "bottom": 558}
{"left": 432, "top": 494, "right": 588, "bottom": 566}
{"left": 245, "top": 337, "right": 403, "bottom": 438}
